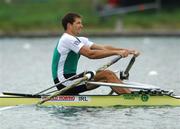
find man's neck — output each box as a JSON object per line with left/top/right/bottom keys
{"left": 65, "top": 30, "right": 76, "bottom": 36}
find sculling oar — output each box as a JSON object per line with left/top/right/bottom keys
{"left": 120, "top": 55, "right": 136, "bottom": 80}
{"left": 96, "top": 56, "right": 122, "bottom": 72}
{"left": 108, "top": 55, "right": 136, "bottom": 95}
{"left": 37, "top": 56, "right": 122, "bottom": 105}
{"left": 33, "top": 72, "right": 85, "bottom": 95}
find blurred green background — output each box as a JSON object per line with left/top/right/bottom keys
{"left": 0, "top": 0, "right": 180, "bottom": 34}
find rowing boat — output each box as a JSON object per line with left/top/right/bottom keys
{"left": 1, "top": 91, "right": 180, "bottom": 107}
{"left": 1, "top": 56, "right": 180, "bottom": 107}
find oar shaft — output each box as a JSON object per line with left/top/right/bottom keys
{"left": 97, "top": 56, "right": 122, "bottom": 71}
{"left": 37, "top": 76, "right": 89, "bottom": 105}
{"left": 124, "top": 56, "right": 136, "bottom": 74}
{"left": 120, "top": 55, "right": 136, "bottom": 80}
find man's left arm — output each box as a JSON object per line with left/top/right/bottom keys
{"left": 91, "top": 43, "right": 127, "bottom": 51}
{"left": 91, "top": 43, "right": 140, "bottom": 57}
{"left": 90, "top": 44, "right": 106, "bottom": 50}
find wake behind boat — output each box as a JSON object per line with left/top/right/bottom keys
{"left": 1, "top": 56, "right": 180, "bottom": 107}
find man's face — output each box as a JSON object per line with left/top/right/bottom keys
{"left": 70, "top": 17, "right": 83, "bottom": 35}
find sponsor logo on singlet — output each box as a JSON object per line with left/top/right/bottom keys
{"left": 74, "top": 41, "right": 80, "bottom": 45}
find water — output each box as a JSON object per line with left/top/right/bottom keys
{"left": 0, "top": 37, "right": 180, "bottom": 129}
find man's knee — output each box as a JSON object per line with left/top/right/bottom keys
{"left": 102, "top": 70, "right": 116, "bottom": 76}
{"left": 96, "top": 70, "right": 115, "bottom": 76}
{"left": 94, "top": 70, "right": 119, "bottom": 82}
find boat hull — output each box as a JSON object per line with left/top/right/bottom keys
{"left": 1, "top": 94, "right": 180, "bottom": 107}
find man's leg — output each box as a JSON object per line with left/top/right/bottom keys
{"left": 91, "top": 70, "right": 131, "bottom": 94}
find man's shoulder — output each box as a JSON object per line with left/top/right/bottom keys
{"left": 58, "top": 33, "right": 83, "bottom": 50}
{"left": 78, "top": 37, "right": 88, "bottom": 41}
{"left": 60, "top": 33, "right": 76, "bottom": 41}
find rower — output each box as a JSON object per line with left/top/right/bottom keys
{"left": 51, "top": 12, "right": 140, "bottom": 95}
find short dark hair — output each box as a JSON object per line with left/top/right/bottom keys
{"left": 61, "top": 13, "right": 81, "bottom": 30}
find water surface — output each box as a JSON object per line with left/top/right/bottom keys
{"left": 0, "top": 37, "right": 180, "bottom": 129}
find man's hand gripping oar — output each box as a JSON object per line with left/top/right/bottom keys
{"left": 37, "top": 56, "right": 122, "bottom": 105}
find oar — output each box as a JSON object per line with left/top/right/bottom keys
{"left": 33, "top": 72, "right": 85, "bottom": 95}
{"left": 120, "top": 55, "right": 136, "bottom": 80}
{"left": 87, "top": 81, "right": 161, "bottom": 90}
{"left": 124, "top": 56, "right": 136, "bottom": 75}
{"left": 37, "top": 56, "right": 122, "bottom": 105}
{"left": 109, "top": 55, "right": 136, "bottom": 95}
{"left": 96, "top": 56, "right": 122, "bottom": 71}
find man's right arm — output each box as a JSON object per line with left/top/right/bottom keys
{"left": 79, "top": 45, "right": 129, "bottom": 59}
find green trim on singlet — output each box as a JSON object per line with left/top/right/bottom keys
{"left": 51, "top": 44, "right": 60, "bottom": 80}
{"left": 64, "top": 50, "right": 80, "bottom": 74}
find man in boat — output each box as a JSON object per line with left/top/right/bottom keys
{"left": 52, "top": 12, "right": 140, "bottom": 95}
